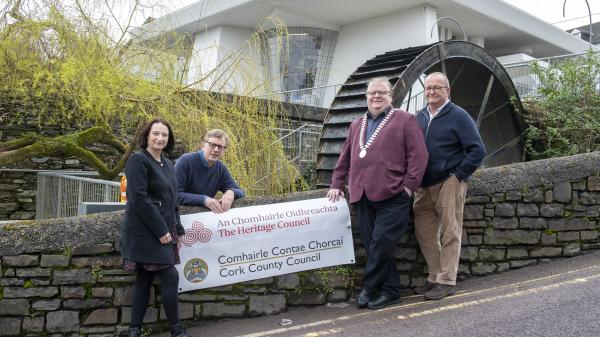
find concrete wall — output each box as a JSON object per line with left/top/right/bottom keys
{"left": 186, "top": 25, "right": 258, "bottom": 92}
{"left": 327, "top": 5, "right": 438, "bottom": 87}
{"left": 1, "top": 152, "right": 600, "bottom": 336}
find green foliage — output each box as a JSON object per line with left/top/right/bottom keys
{"left": 23, "top": 279, "right": 33, "bottom": 288}
{"left": 27, "top": 311, "right": 41, "bottom": 318}
{"left": 141, "top": 327, "right": 152, "bottom": 337}
{"left": 294, "top": 161, "right": 317, "bottom": 191}
{"left": 0, "top": 1, "right": 301, "bottom": 195}
{"left": 521, "top": 51, "right": 600, "bottom": 159}
{"left": 83, "top": 283, "right": 93, "bottom": 298}
{"left": 61, "top": 244, "right": 73, "bottom": 257}
{"left": 91, "top": 265, "right": 104, "bottom": 279}
{"left": 313, "top": 265, "right": 355, "bottom": 294}
{"left": 302, "top": 161, "right": 317, "bottom": 189}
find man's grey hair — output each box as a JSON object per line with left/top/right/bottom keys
{"left": 426, "top": 72, "right": 450, "bottom": 87}
{"left": 367, "top": 77, "right": 393, "bottom": 91}
{"left": 204, "top": 129, "right": 229, "bottom": 146}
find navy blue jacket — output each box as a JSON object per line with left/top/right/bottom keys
{"left": 175, "top": 151, "right": 245, "bottom": 206}
{"left": 121, "top": 150, "right": 184, "bottom": 265}
{"left": 416, "top": 102, "right": 486, "bottom": 187}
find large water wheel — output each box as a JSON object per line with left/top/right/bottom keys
{"left": 316, "top": 41, "right": 525, "bottom": 188}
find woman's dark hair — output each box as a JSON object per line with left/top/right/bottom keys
{"left": 137, "top": 118, "right": 176, "bottom": 153}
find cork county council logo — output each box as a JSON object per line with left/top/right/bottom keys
{"left": 181, "top": 221, "right": 213, "bottom": 246}
{"left": 183, "top": 258, "right": 209, "bottom": 283}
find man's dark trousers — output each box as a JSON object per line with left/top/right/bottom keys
{"left": 355, "top": 192, "right": 410, "bottom": 297}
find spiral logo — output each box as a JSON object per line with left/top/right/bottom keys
{"left": 182, "top": 221, "right": 213, "bottom": 246}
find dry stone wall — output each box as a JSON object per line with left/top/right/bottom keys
{"left": 0, "top": 170, "right": 39, "bottom": 221}
{"left": 0, "top": 152, "right": 599, "bottom": 336}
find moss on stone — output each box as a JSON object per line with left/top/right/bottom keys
{"left": 23, "top": 279, "right": 33, "bottom": 289}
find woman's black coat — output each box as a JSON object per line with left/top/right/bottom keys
{"left": 121, "top": 150, "right": 185, "bottom": 265}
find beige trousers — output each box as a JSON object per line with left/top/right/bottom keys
{"left": 413, "top": 175, "right": 467, "bottom": 286}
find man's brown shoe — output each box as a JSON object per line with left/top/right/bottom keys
{"left": 424, "top": 284, "right": 456, "bottom": 300}
{"left": 414, "top": 281, "right": 436, "bottom": 294}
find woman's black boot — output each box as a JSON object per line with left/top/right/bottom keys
{"left": 128, "top": 327, "right": 141, "bottom": 337}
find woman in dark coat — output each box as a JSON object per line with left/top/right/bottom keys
{"left": 121, "top": 118, "right": 192, "bottom": 337}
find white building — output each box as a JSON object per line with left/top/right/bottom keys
{"left": 136, "top": 0, "right": 592, "bottom": 103}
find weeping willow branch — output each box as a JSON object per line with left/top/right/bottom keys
{"left": 0, "top": 127, "right": 131, "bottom": 179}
{"left": 1, "top": 2, "right": 303, "bottom": 195}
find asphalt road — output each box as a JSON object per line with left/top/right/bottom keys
{"left": 153, "top": 251, "right": 600, "bottom": 337}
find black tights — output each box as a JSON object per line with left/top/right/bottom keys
{"left": 130, "top": 266, "right": 180, "bottom": 327}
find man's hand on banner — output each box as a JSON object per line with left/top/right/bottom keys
{"left": 204, "top": 197, "right": 224, "bottom": 213}
{"left": 219, "top": 190, "right": 235, "bottom": 212}
{"left": 327, "top": 188, "right": 345, "bottom": 202}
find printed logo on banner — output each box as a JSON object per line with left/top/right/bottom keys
{"left": 177, "top": 198, "right": 355, "bottom": 293}
{"left": 183, "top": 258, "right": 209, "bottom": 283}
{"left": 182, "top": 221, "right": 213, "bottom": 246}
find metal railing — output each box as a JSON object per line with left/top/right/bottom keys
{"left": 244, "top": 123, "right": 322, "bottom": 195}
{"left": 503, "top": 51, "right": 600, "bottom": 98}
{"left": 36, "top": 172, "right": 120, "bottom": 220}
{"left": 400, "top": 89, "right": 426, "bottom": 114}
{"left": 255, "top": 84, "right": 342, "bottom": 109}
{"left": 275, "top": 123, "right": 323, "bottom": 165}
{"left": 256, "top": 82, "right": 429, "bottom": 113}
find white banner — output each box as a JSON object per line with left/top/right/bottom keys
{"left": 176, "top": 198, "right": 355, "bottom": 293}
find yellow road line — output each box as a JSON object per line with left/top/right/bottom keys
{"left": 303, "top": 328, "right": 342, "bottom": 337}
{"left": 397, "top": 274, "right": 600, "bottom": 320}
{"left": 238, "top": 265, "right": 600, "bottom": 337}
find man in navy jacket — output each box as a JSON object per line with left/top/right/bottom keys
{"left": 175, "top": 129, "right": 245, "bottom": 213}
{"left": 413, "top": 72, "right": 486, "bottom": 300}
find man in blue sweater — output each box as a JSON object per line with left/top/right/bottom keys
{"left": 175, "top": 129, "right": 245, "bottom": 213}
{"left": 413, "top": 72, "right": 486, "bottom": 300}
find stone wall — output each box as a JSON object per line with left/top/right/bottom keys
{"left": 0, "top": 170, "right": 39, "bottom": 221}
{"left": 0, "top": 152, "right": 599, "bottom": 336}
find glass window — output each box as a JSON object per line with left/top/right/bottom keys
{"left": 261, "top": 27, "right": 338, "bottom": 106}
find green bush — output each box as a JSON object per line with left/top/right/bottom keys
{"left": 521, "top": 51, "right": 600, "bottom": 159}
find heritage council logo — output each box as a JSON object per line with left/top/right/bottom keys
{"left": 182, "top": 221, "right": 213, "bottom": 246}
{"left": 183, "top": 258, "right": 209, "bottom": 283}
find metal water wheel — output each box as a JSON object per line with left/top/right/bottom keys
{"left": 316, "top": 41, "right": 525, "bottom": 188}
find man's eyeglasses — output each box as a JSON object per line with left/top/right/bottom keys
{"left": 205, "top": 141, "right": 227, "bottom": 151}
{"left": 424, "top": 86, "right": 448, "bottom": 93}
{"left": 366, "top": 90, "right": 391, "bottom": 97}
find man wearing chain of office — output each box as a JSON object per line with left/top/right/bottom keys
{"left": 327, "top": 77, "right": 428, "bottom": 309}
